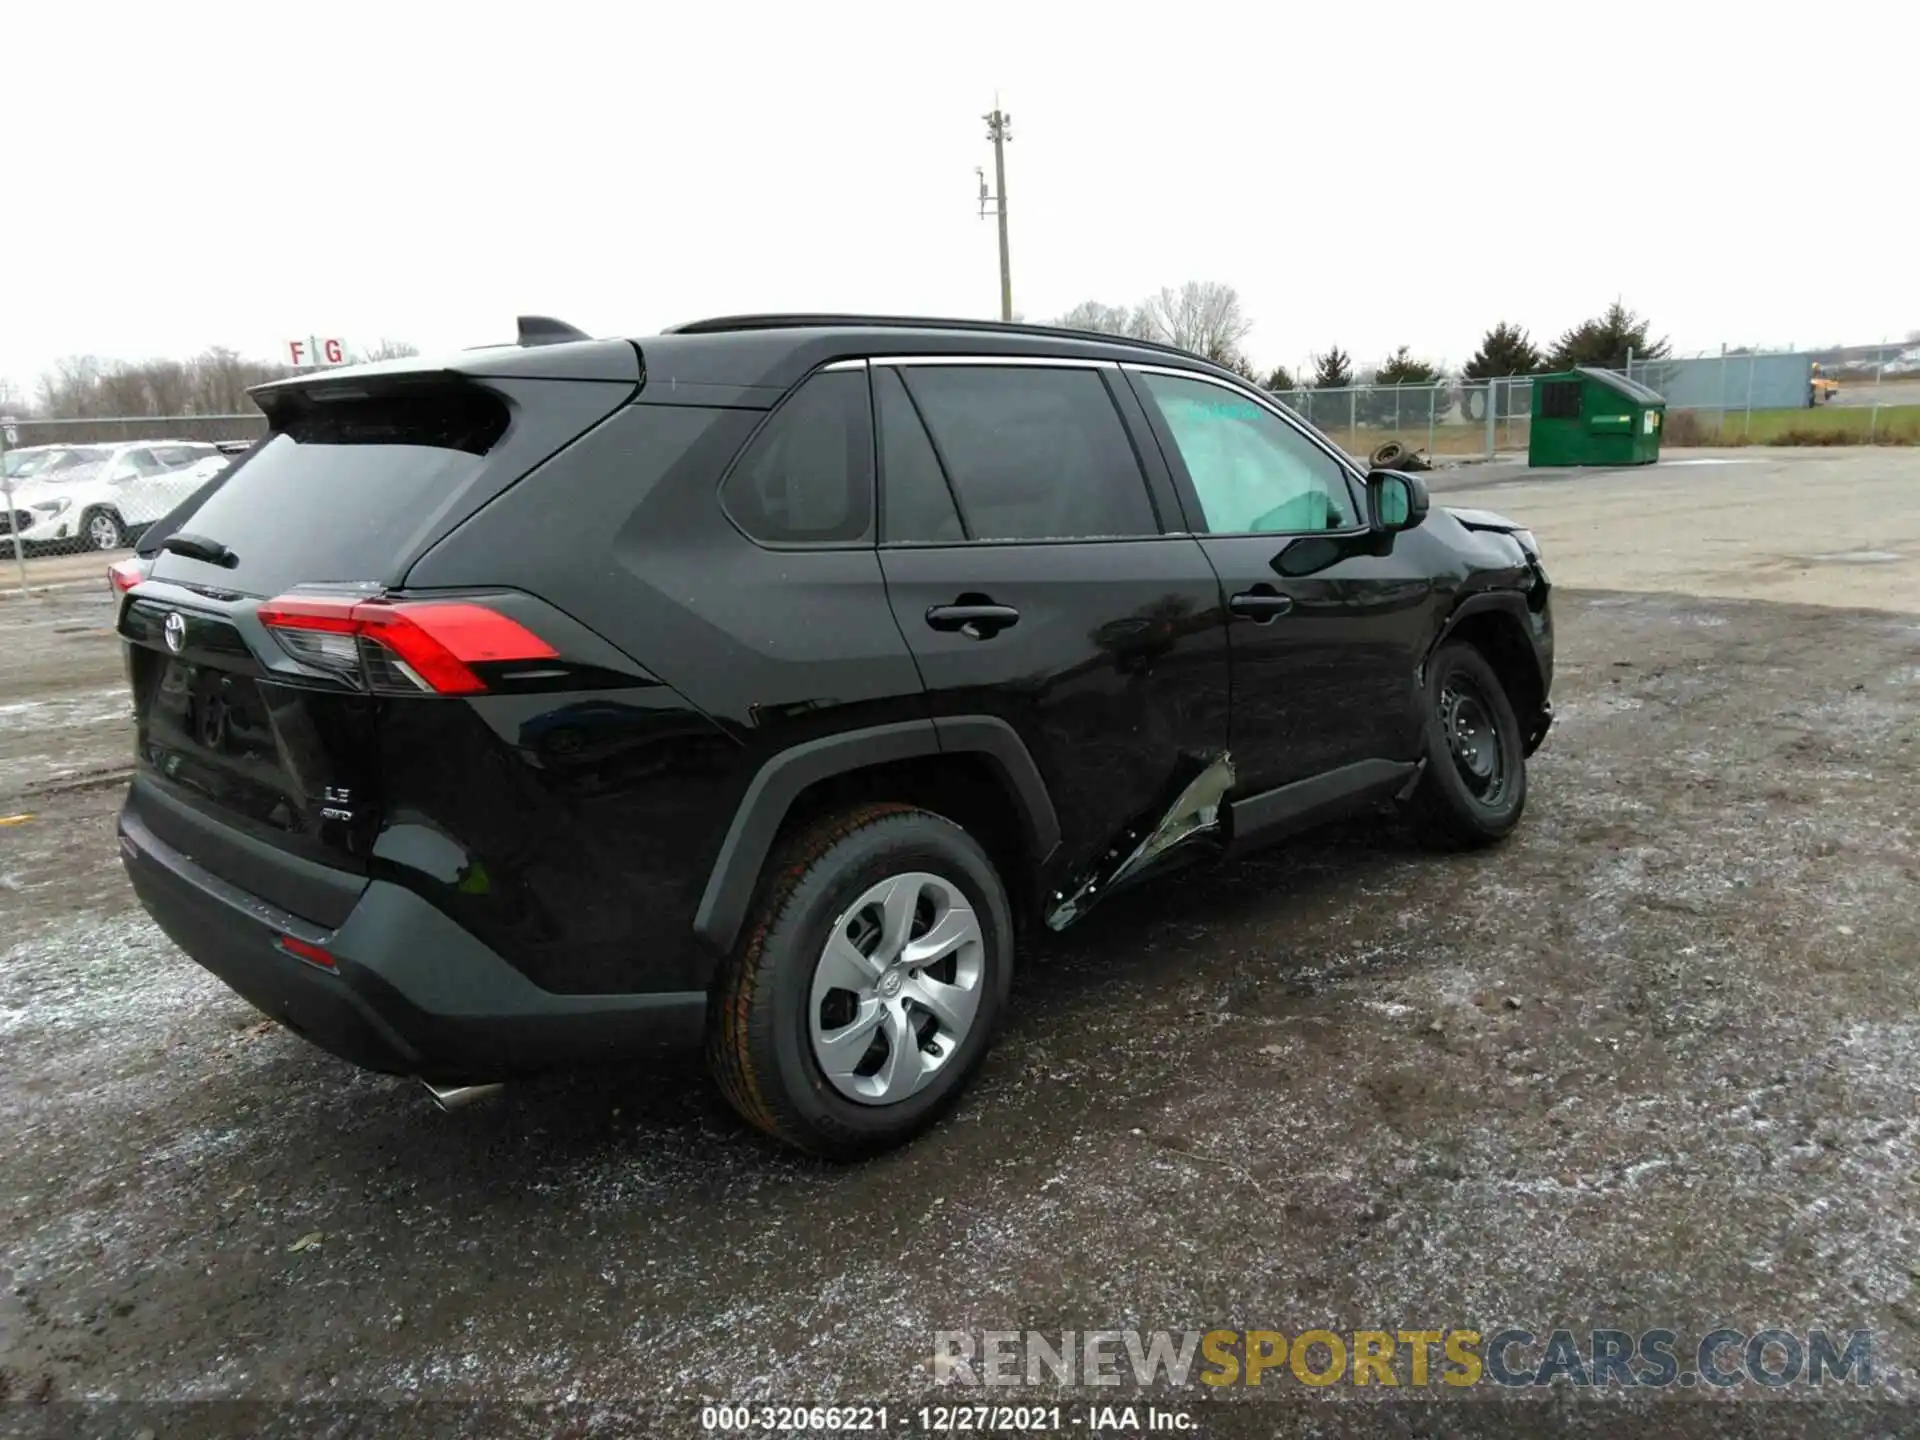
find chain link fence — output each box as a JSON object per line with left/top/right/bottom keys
{"left": 1626, "top": 341, "right": 1920, "bottom": 445}
{"left": 1, "top": 415, "right": 268, "bottom": 588}
{"left": 1268, "top": 338, "right": 1919, "bottom": 463}
{"left": 1268, "top": 376, "right": 1534, "bottom": 463}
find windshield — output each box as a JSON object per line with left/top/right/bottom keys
{"left": 5, "top": 446, "right": 108, "bottom": 481}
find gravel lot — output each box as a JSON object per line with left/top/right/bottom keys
{"left": 3, "top": 448, "right": 1918, "bottom": 1437}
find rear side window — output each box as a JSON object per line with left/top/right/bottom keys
{"left": 896, "top": 365, "right": 1158, "bottom": 542}
{"left": 153, "top": 384, "right": 510, "bottom": 592}
{"left": 875, "top": 366, "right": 965, "bottom": 544}
{"left": 721, "top": 370, "right": 873, "bottom": 546}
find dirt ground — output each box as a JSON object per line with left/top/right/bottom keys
{"left": 1435, "top": 446, "right": 1920, "bottom": 614}
{"left": 3, "top": 448, "right": 1919, "bottom": 1437}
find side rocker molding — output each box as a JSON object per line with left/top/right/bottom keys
{"left": 1224, "top": 758, "right": 1417, "bottom": 853}
{"left": 692, "top": 716, "right": 1060, "bottom": 954}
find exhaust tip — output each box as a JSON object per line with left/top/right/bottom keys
{"left": 421, "top": 1080, "right": 505, "bottom": 1112}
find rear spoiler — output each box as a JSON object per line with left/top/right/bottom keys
{"left": 247, "top": 318, "right": 641, "bottom": 402}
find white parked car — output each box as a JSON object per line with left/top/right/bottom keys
{"left": 2, "top": 441, "right": 223, "bottom": 551}
{"left": 3, "top": 443, "right": 111, "bottom": 482}
{"left": 175, "top": 453, "right": 234, "bottom": 488}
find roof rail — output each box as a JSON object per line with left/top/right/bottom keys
{"left": 661, "top": 312, "right": 1205, "bottom": 363}
{"left": 517, "top": 315, "right": 592, "bottom": 347}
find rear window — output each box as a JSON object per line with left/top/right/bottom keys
{"left": 152, "top": 385, "right": 511, "bottom": 594}
{"left": 151, "top": 444, "right": 212, "bottom": 468}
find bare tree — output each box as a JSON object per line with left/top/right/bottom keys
{"left": 38, "top": 356, "right": 106, "bottom": 417}
{"left": 352, "top": 338, "right": 421, "bottom": 364}
{"left": 1051, "top": 301, "right": 1142, "bottom": 338}
{"left": 1132, "top": 281, "right": 1253, "bottom": 367}
{"left": 96, "top": 366, "right": 155, "bottom": 418}
{"left": 189, "top": 347, "right": 272, "bottom": 414}
{"left": 144, "top": 359, "right": 193, "bottom": 417}
{"left": 35, "top": 348, "right": 296, "bottom": 420}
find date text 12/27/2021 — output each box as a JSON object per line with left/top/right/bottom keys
{"left": 701, "top": 1404, "right": 1199, "bottom": 1431}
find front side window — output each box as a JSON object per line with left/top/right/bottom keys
{"left": 721, "top": 369, "right": 873, "bottom": 545}
{"left": 1134, "top": 371, "right": 1358, "bottom": 534}
{"left": 896, "top": 365, "right": 1158, "bottom": 542}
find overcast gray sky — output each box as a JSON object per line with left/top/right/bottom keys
{"left": 6, "top": 0, "right": 1915, "bottom": 400}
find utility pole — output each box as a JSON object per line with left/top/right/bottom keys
{"left": 979, "top": 103, "right": 1013, "bottom": 321}
{"left": 1, "top": 417, "right": 23, "bottom": 596}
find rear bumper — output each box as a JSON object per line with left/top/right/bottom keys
{"left": 118, "top": 805, "right": 707, "bottom": 1084}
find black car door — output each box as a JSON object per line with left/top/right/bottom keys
{"left": 871, "top": 359, "right": 1231, "bottom": 908}
{"left": 1123, "top": 366, "right": 1442, "bottom": 797}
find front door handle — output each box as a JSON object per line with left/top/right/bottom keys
{"left": 1230, "top": 586, "right": 1294, "bottom": 622}
{"left": 926, "top": 598, "right": 1020, "bottom": 640}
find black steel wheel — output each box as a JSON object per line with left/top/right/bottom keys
{"left": 1406, "top": 641, "right": 1527, "bottom": 850}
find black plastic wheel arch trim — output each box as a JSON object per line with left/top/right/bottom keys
{"left": 691, "top": 717, "right": 1059, "bottom": 954}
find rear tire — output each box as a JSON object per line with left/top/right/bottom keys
{"left": 709, "top": 803, "right": 1014, "bottom": 1158}
{"left": 81, "top": 507, "right": 125, "bottom": 552}
{"left": 1406, "top": 641, "right": 1527, "bottom": 850}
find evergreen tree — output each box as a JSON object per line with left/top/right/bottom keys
{"left": 1463, "top": 322, "right": 1544, "bottom": 379}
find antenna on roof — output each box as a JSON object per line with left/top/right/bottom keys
{"left": 517, "top": 316, "right": 591, "bottom": 347}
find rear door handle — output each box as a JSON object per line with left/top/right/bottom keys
{"left": 926, "top": 599, "right": 1020, "bottom": 640}
{"left": 1230, "top": 587, "right": 1294, "bottom": 622}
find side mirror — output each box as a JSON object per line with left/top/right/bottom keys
{"left": 1367, "top": 469, "right": 1429, "bottom": 533}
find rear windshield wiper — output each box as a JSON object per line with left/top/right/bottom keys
{"left": 159, "top": 531, "right": 238, "bottom": 568}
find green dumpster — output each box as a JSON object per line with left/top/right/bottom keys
{"left": 1527, "top": 366, "right": 1666, "bottom": 467}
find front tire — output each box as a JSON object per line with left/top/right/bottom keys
{"left": 709, "top": 803, "right": 1014, "bottom": 1158}
{"left": 81, "top": 507, "right": 126, "bottom": 551}
{"left": 1406, "top": 641, "right": 1528, "bottom": 850}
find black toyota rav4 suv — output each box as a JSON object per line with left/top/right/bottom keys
{"left": 116, "top": 314, "right": 1552, "bottom": 1157}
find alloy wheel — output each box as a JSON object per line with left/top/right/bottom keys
{"left": 87, "top": 514, "right": 122, "bottom": 550}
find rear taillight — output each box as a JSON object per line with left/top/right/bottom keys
{"left": 108, "top": 558, "right": 149, "bottom": 597}
{"left": 256, "top": 595, "right": 557, "bottom": 695}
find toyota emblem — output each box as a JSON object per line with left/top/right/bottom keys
{"left": 164, "top": 612, "right": 186, "bottom": 654}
